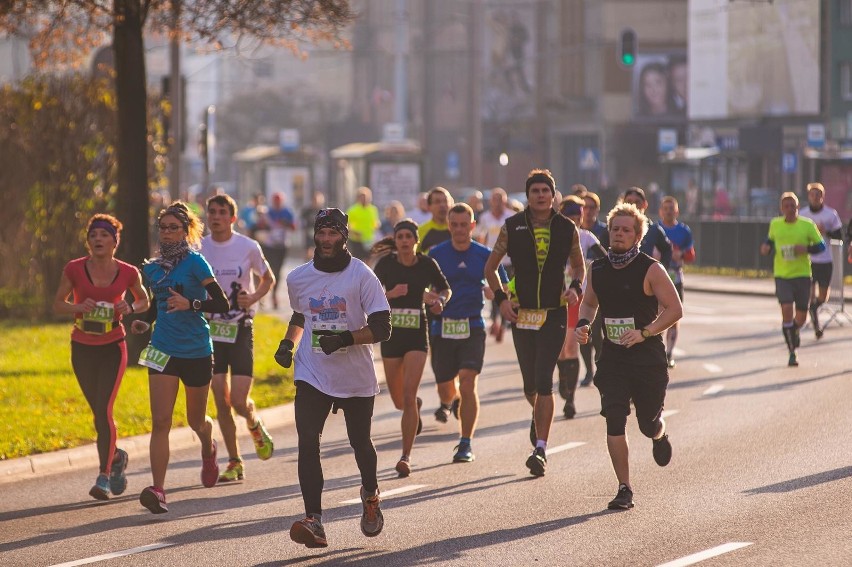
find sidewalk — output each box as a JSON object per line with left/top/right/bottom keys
{"left": 2, "top": 269, "right": 847, "bottom": 484}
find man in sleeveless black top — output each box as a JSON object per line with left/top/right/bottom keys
{"left": 575, "top": 203, "right": 683, "bottom": 510}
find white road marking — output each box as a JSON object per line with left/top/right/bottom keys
{"left": 703, "top": 363, "right": 723, "bottom": 373}
{"left": 50, "top": 543, "right": 172, "bottom": 567}
{"left": 546, "top": 442, "right": 586, "bottom": 455}
{"left": 656, "top": 542, "right": 753, "bottom": 567}
{"left": 661, "top": 410, "right": 679, "bottom": 419}
{"left": 672, "top": 347, "right": 687, "bottom": 357}
{"left": 340, "top": 484, "right": 428, "bottom": 505}
{"left": 703, "top": 384, "right": 725, "bottom": 396}
{"left": 684, "top": 305, "right": 718, "bottom": 314}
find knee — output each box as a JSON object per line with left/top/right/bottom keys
{"left": 151, "top": 414, "right": 173, "bottom": 433}
{"left": 188, "top": 415, "right": 210, "bottom": 435}
{"left": 605, "top": 408, "right": 629, "bottom": 437}
{"left": 230, "top": 398, "right": 252, "bottom": 416}
{"left": 638, "top": 416, "right": 661, "bottom": 439}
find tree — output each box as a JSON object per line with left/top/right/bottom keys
{"left": 0, "top": 1, "right": 353, "bottom": 269}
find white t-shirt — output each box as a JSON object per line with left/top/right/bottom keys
{"left": 475, "top": 209, "right": 514, "bottom": 264}
{"left": 575, "top": 228, "right": 600, "bottom": 292}
{"left": 799, "top": 205, "right": 842, "bottom": 264}
{"left": 200, "top": 233, "right": 269, "bottom": 320}
{"left": 287, "top": 258, "right": 390, "bottom": 397}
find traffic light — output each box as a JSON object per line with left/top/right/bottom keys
{"left": 618, "top": 28, "right": 637, "bottom": 68}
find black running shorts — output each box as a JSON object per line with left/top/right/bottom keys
{"left": 212, "top": 320, "right": 254, "bottom": 376}
{"left": 150, "top": 354, "right": 214, "bottom": 388}
{"left": 381, "top": 327, "right": 428, "bottom": 358}
{"left": 775, "top": 277, "right": 810, "bottom": 311}
{"left": 811, "top": 262, "right": 832, "bottom": 288}
{"left": 594, "top": 356, "right": 668, "bottom": 423}
{"left": 430, "top": 328, "right": 486, "bottom": 383}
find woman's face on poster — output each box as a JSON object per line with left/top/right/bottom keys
{"left": 642, "top": 67, "right": 668, "bottom": 114}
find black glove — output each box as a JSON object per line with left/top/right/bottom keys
{"left": 274, "top": 339, "right": 294, "bottom": 368}
{"left": 315, "top": 330, "right": 355, "bottom": 355}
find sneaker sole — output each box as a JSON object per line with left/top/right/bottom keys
{"left": 360, "top": 509, "right": 384, "bottom": 538}
{"left": 140, "top": 491, "right": 168, "bottom": 514}
{"left": 607, "top": 501, "right": 634, "bottom": 510}
{"left": 526, "top": 455, "right": 546, "bottom": 477}
{"left": 395, "top": 460, "right": 411, "bottom": 478}
{"left": 218, "top": 473, "right": 245, "bottom": 482}
{"left": 452, "top": 455, "right": 475, "bottom": 463}
{"left": 290, "top": 522, "right": 328, "bottom": 548}
{"left": 89, "top": 486, "right": 110, "bottom": 501}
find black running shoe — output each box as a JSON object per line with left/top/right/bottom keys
{"left": 525, "top": 447, "right": 547, "bottom": 477}
{"left": 451, "top": 398, "right": 460, "bottom": 420}
{"left": 563, "top": 399, "right": 576, "bottom": 420}
{"left": 434, "top": 404, "right": 451, "bottom": 423}
{"left": 580, "top": 374, "right": 593, "bottom": 387}
{"left": 815, "top": 327, "right": 823, "bottom": 339}
{"left": 529, "top": 416, "right": 537, "bottom": 448}
{"left": 652, "top": 434, "right": 672, "bottom": 467}
{"left": 788, "top": 352, "right": 799, "bottom": 367}
{"left": 607, "top": 483, "right": 634, "bottom": 510}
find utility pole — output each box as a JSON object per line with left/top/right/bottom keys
{"left": 168, "top": 0, "right": 182, "bottom": 201}
{"left": 469, "top": 0, "right": 483, "bottom": 190}
{"left": 393, "top": 0, "right": 408, "bottom": 137}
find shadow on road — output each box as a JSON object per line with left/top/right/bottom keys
{"left": 743, "top": 466, "right": 852, "bottom": 495}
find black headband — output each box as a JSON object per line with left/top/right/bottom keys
{"left": 164, "top": 206, "right": 190, "bottom": 230}
{"left": 393, "top": 220, "right": 419, "bottom": 241}
{"left": 526, "top": 173, "right": 555, "bottom": 196}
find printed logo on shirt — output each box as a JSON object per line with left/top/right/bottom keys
{"left": 458, "top": 261, "right": 467, "bottom": 269}
{"left": 309, "top": 287, "right": 348, "bottom": 322}
{"left": 214, "top": 267, "right": 243, "bottom": 279}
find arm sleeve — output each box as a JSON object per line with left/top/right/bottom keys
{"left": 366, "top": 310, "right": 392, "bottom": 342}
{"left": 428, "top": 257, "right": 450, "bottom": 291}
{"left": 289, "top": 311, "right": 305, "bottom": 328}
{"left": 655, "top": 226, "right": 673, "bottom": 268}
{"left": 200, "top": 281, "right": 230, "bottom": 313}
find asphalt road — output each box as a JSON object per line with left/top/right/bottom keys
{"left": 2, "top": 289, "right": 852, "bottom": 567}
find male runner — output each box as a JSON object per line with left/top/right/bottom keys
{"left": 760, "top": 193, "right": 825, "bottom": 366}
{"left": 579, "top": 191, "right": 609, "bottom": 386}
{"left": 474, "top": 187, "right": 514, "bottom": 342}
{"left": 418, "top": 187, "right": 454, "bottom": 253}
{"left": 201, "top": 195, "right": 276, "bottom": 482}
{"left": 576, "top": 202, "right": 682, "bottom": 510}
{"left": 797, "top": 182, "right": 843, "bottom": 338}
{"left": 485, "top": 169, "right": 585, "bottom": 476}
{"left": 658, "top": 196, "right": 695, "bottom": 368}
{"left": 429, "top": 203, "right": 507, "bottom": 462}
{"left": 274, "top": 208, "right": 392, "bottom": 548}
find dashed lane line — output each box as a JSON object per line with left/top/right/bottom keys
{"left": 340, "top": 484, "right": 428, "bottom": 505}
{"left": 546, "top": 442, "right": 586, "bottom": 455}
{"left": 703, "top": 363, "right": 723, "bottom": 373}
{"left": 656, "top": 542, "right": 753, "bottom": 567}
{"left": 50, "top": 543, "right": 173, "bottom": 567}
{"left": 703, "top": 384, "right": 725, "bottom": 396}
{"left": 661, "top": 410, "right": 679, "bottom": 419}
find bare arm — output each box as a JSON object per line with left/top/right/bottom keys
{"left": 574, "top": 268, "right": 599, "bottom": 344}
{"left": 238, "top": 260, "right": 275, "bottom": 309}
{"left": 618, "top": 263, "right": 683, "bottom": 348}
{"left": 53, "top": 272, "right": 94, "bottom": 316}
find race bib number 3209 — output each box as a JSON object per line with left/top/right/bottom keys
{"left": 604, "top": 317, "right": 636, "bottom": 342}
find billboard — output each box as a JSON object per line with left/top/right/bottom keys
{"left": 632, "top": 53, "right": 689, "bottom": 121}
{"left": 689, "top": 0, "right": 820, "bottom": 120}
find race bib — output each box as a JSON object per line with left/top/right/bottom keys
{"left": 780, "top": 245, "right": 796, "bottom": 261}
{"left": 312, "top": 321, "right": 349, "bottom": 354}
{"left": 442, "top": 318, "right": 470, "bottom": 339}
{"left": 138, "top": 345, "right": 171, "bottom": 372}
{"left": 604, "top": 317, "right": 636, "bottom": 342}
{"left": 210, "top": 320, "right": 240, "bottom": 343}
{"left": 516, "top": 309, "right": 547, "bottom": 330}
{"left": 83, "top": 301, "right": 114, "bottom": 323}
{"left": 392, "top": 308, "right": 421, "bottom": 329}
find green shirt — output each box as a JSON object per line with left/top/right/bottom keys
{"left": 767, "top": 216, "right": 823, "bottom": 279}
{"left": 418, "top": 219, "right": 450, "bottom": 253}
{"left": 346, "top": 203, "right": 380, "bottom": 244}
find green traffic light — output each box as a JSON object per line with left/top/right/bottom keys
{"left": 622, "top": 53, "right": 635, "bottom": 66}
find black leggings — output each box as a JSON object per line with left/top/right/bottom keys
{"left": 512, "top": 308, "right": 567, "bottom": 396}
{"left": 71, "top": 340, "right": 127, "bottom": 474}
{"left": 294, "top": 381, "right": 378, "bottom": 517}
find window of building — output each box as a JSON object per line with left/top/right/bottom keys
{"left": 842, "top": 62, "right": 852, "bottom": 102}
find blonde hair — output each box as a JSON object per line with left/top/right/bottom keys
{"left": 606, "top": 202, "right": 649, "bottom": 241}
{"left": 806, "top": 182, "right": 825, "bottom": 194}
{"left": 780, "top": 192, "right": 799, "bottom": 206}
{"left": 158, "top": 201, "right": 204, "bottom": 247}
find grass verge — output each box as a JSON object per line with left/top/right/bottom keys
{"left": 0, "top": 314, "right": 293, "bottom": 460}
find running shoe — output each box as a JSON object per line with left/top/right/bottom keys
{"left": 815, "top": 327, "right": 824, "bottom": 340}
{"left": 563, "top": 399, "right": 576, "bottom": 420}
{"left": 395, "top": 455, "right": 411, "bottom": 478}
{"left": 452, "top": 443, "right": 475, "bottom": 463}
{"left": 201, "top": 439, "right": 219, "bottom": 488}
{"left": 495, "top": 323, "right": 505, "bottom": 343}
{"left": 89, "top": 474, "right": 110, "bottom": 501}
{"left": 416, "top": 397, "right": 423, "bottom": 436}
{"left": 558, "top": 373, "right": 570, "bottom": 399}
{"left": 666, "top": 356, "right": 676, "bottom": 369}
{"left": 792, "top": 327, "right": 801, "bottom": 348}
{"left": 529, "top": 415, "right": 537, "bottom": 448}
{"left": 360, "top": 487, "right": 384, "bottom": 537}
{"left": 140, "top": 485, "right": 168, "bottom": 514}
{"left": 652, "top": 434, "right": 672, "bottom": 467}
{"left": 580, "top": 374, "right": 593, "bottom": 387}
{"left": 525, "top": 447, "right": 547, "bottom": 477}
{"left": 434, "top": 404, "right": 451, "bottom": 423}
{"left": 607, "top": 483, "right": 634, "bottom": 510}
{"left": 290, "top": 517, "right": 328, "bottom": 548}
{"left": 451, "top": 398, "right": 460, "bottom": 420}
{"left": 219, "top": 459, "right": 245, "bottom": 482}
{"left": 109, "top": 448, "right": 129, "bottom": 496}
{"left": 788, "top": 352, "right": 799, "bottom": 367}
{"left": 249, "top": 418, "right": 274, "bottom": 461}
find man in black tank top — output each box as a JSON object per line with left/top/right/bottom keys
{"left": 575, "top": 203, "right": 683, "bottom": 511}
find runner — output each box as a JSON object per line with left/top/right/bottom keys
{"left": 474, "top": 187, "right": 514, "bottom": 342}
{"left": 485, "top": 169, "right": 585, "bottom": 477}
{"left": 372, "top": 219, "right": 450, "bottom": 477}
{"left": 579, "top": 191, "right": 608, "bottom": 387}
{"left": 429, "top": 203, "right": 508, "bottom": 463}
{"left": 797, "top": 182, "right": 843, "bottom": 338}
{"left": 347, "top": 186, "right": 382, "bottom": 261}
{"left": 658, "top": 196, "right": 695, "bottom": 367}
{"left": 622, "top": 187, "right": 672, "bottom": 270}
{"left": 418, "top": 187, "right": 454, "bottom": 253}
{"left": 131, "top": 202, "right": 231, "bottom": 514}
{"left": 274, "top": 208, "right": 391, "bottom": 548}
{"left": 556, "top": 196, "right": 605, "bottom": 419}
{"left": 575, "top": 202, "right": 682, "bottom": 510}
{"left": 760, "top": 193, "right": 825, "bottom": 366}
{"left": 200, "top": 195, "right": 276, "bottom": 484}
{"left": 52, "top": 214, "right": 149, "bottom": 500}
{"left": 255, "top": 192, "right": 295, "bottom": 309}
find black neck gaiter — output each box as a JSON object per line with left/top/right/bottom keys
{"left": 313, "top": 249, "right": 352, "bottom": 273}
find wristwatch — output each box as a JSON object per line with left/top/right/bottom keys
{"left": 192, "top": 299, "right": 202, "bottom": 312}
{"left": 640, "top": 328, "right": 652, "bottom": 339}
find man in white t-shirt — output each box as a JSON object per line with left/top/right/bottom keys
{"left": 798, "top": 182, "right": 843, "bottom": 338}
{"left": 201, "top": 195, "right": 276, "bottom": 483}
{"left": 474, "top": 188, "right": 514, "bottom": 341}
{"left": 274, "top": 208, "right": 392, "bottom": 549}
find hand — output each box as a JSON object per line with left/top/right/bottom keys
{"left": 499, "top": 298, "right": 518, "bottom": 323}
{"left": 575, "top": 324, "right": 590, "bottom": 344}
{"left": 130, "top": 320, "right": 150, "bottom": 335}
{"left": 166, "top": 288, "right": 189, "bottom": 313}
{"left": 274, "top": 339, "right": 294, "bottom": 368}
{"left": 115, "top": 300, "right": 132, "bottom": 316}
{"left": 77, "top": 298, "right": 97, "bottom": 314}
{"left": 429, "top": 299, "right": 444, "bottom": 315}
{"left": 793, "top": 245, "right": 808, "bottom": 256}
{"left": 619, "top": 329, "right": 645, "bottom": 348}
{"left": 760, "top": 243, "right": 771, "bottom": 256}
{"left": 236, "top": 290, "right": 255, "bottom": 310}
{"left": 316, "top": 331, "right": 345, "bottom": 355}
{"left": 563, "top": 288, "right": 580, "bottom": 306}
{"left": 388, "top": 284, "right": 408, "bottom": 298}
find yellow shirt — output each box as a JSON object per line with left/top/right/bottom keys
{"left": 346, "top": 203, "right": 380, "bottom": 244}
